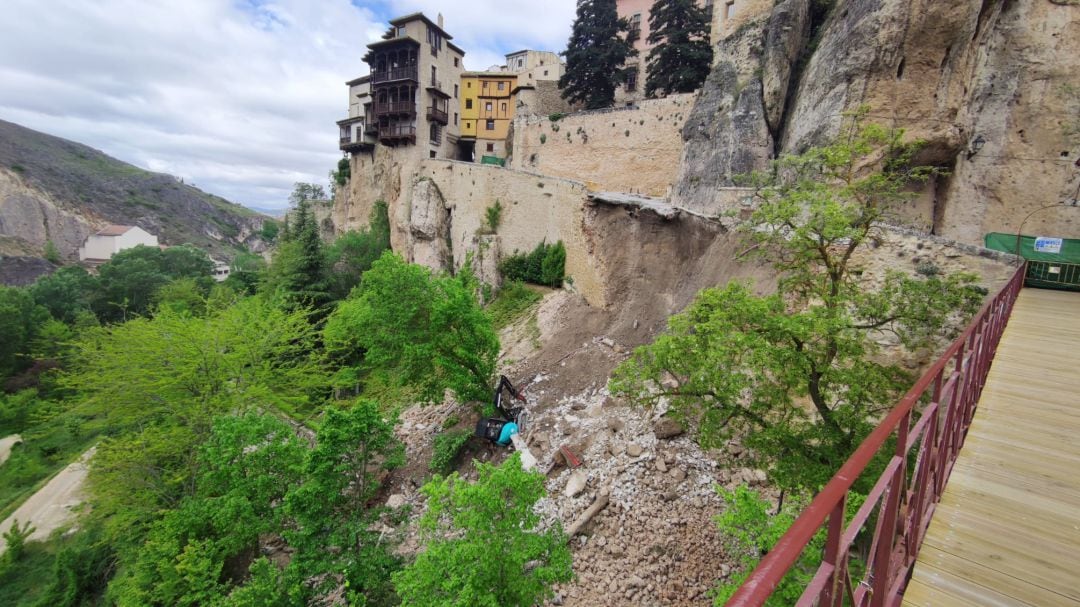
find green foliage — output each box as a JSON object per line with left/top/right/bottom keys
{"left": 485, "top": 281, "right": 543, "bottom": 329}
{"left": 548, "top": 113, "right": 566, "bottom": 122}
{"left": 483, "top": 199, "right": 503, "bottom": 233}
{"left": 324, "top": 200, "right": 392, "bottom": 300}
{"left": 284, "top": 400, "right": 403, "bottom": 604}
{"left": 393, "top": 454, "right": 573, "bottom": 607}
{"left": 287, "top": 182, "right": 327, "bottom": 206}
{"left": 223, "top": 252, "right": 266, "bottom": 296}
{"left": 264, "top": 198, "right": 330, "bottom": 312}
{"left": 2, "top": 520, "right": 35, "bottom": 563}
{"left": 29, "top": 522, "right": 114, "bottom": 607}
{"left": 0, "top": 390, "right": 38, "bottom": 435}
{"left": 30, "top": 266, "right": 98, "bottom": 324}
{"left": 645, "top": 0, "right": 713, "bottom": 97}
{"left": 430, "top": 429, "right": 472, "bottom": 475}
{"left": 93, "top": 244, "right": 213, "bottom": 322}
{"left": 331, "top": 156, "right": 351, "bottom": 189}
{"left": 324, "top": 252, "right": 499, "bottom": 405}
{"left": 107, "top": 413, "right": 306, "bottom": 607}
{"left": 259, "top": 219, "right": 280, "bottom": 243}
{"left": 0, "top": 286, "right": 46, "bottom": 377}
{"left": 43, "top": 240, "right": 61, "bottom": 265}
{"left": 154, "top": 277, "right": 208, "bottom": 317}
{"left": 539, "top": 133, "right": 547, "bottom": 144}
{"left": 711, "top": 487, "right": 823, "bottom": 606}
{"left": 498, "top": 241, "right": 566, "bottom": 288}
{"left": 612, "top": 115, "right": 985, "bottom": 493}
{"left": 559, "top": 0, "right": 637, "bottom": 109}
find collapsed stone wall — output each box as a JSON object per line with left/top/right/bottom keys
{"left": 510, "top": 94, "right": 696, "bottom": 197}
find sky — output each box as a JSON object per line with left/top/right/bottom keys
{"left": 0, "top": 0, "right": 578, "bottom": 211}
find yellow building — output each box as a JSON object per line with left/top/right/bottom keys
{"left": 459, "top": 71, "right": 516, "bottom": 161}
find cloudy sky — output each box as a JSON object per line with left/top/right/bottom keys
{"left": 0, "top": 0, "right": 577, "bottom": 211}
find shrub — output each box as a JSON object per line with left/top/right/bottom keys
{"left": 430, "top": 429, "right": 472, "bottom": 475}
{"left": 498, "top": 241, "right": 566, "bottom": 288}
{"left": 2, "top": 520, "right": 34, "bottom": 563}
{"left": 43, "top": 241, "right": 61, "bottom": 265}
{"left": 486, "top": 281, "right": 542, "bottom": 329}
{"left": 483, "top": 200, "right": 503, "bottom": 233}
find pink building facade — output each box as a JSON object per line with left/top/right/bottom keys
{"left": 615, "top": 0, "right": 715, "bottom": 103}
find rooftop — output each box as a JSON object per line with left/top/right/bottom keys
{"left": 388, "top": 12, "right": 453, "bottom": 40}
{"left": 94, "top": 225, "right": 135, "bottom": 237}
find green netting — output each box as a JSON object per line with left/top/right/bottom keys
{"left": 984, "top": 233, "right": 1080, "bottom": 264}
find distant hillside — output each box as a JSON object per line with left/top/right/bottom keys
{"left": 0, "top": 118, "right": 272, "bottom": 282}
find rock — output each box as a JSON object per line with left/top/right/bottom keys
{"left": 655, "top": 458, "right": 668, "bottom": 473}
{"left": 600, "top": 337, "right": 616, "bottom": 348}
{"left": 662, "top": 489, "right": 679, "bottom": 502}
{"left": 670, "top": 468, "right": 687, "bottom": 482}
{"left": 626, "top": 443, "right": 643, "bottom": 457}
{"left": 653, "top": 418, "right": 685, "bottom": 440}
{"left": 609, "top": 442, "right": 626, "bottom": 457}
{"left": 552, "top": 593, "right": 564, "bottom": 606}
{"left": 564, "top": 470, "right": 589, "bottom": 497}
{"left": 385, "top": 494, "right": 406, "bottom": 509}
{"left": 607, "top": 418, "right": 626, "bottom": 433}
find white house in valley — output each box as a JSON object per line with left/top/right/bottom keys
{"left": 78, "top": 225, "right": 159, "bottom": 263}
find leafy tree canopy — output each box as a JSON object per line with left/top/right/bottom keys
{"left": 324, "top": 252, "right": 499, "bottom": 405}
{"left": 612, "top": 114, "right": 985, "bottom": 492}
{"left": 560, "top": 0, "right": 637, "bottom": 109}
{"left": 645, "top": 0, "right": 713, "bottom": 97}
{"left": 392, "top": 454, "right": 573, "bottom": 607}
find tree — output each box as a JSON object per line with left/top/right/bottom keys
{"left": 560, "top": 0, "right": 637, "bottom": 109}
{"left": 108, "top": 413, "right": 306, "bottom": 607}
{"left": 43, "top": 240, "right": 61, "bottom": 265}
{"left": 30, "top": 266, "right": 99, "bottom": 324}
{"left": 611, "top": 115, "right": 985, "bottom": 492}
{"left": 324, "top": 201, "right": 392, "bottom": 300}
{"left": 323, "top": 252, "right": 499, "bottom": 405}
{"left": 288, "top": 182, "right": 328, "bottom": 206}
{"left": 223, "top": 252, "right": 266, "bottom": 296}
{"left": 154, "top": 277, "right": 208, "bottom": 317}
{"left": 284, "top": 400, "right": 403, "bottom": 604}
{"left": 92, "top": 245, "right": 213, "bottom": 322}
{"left": 644, "top": 0, "right": 713, "bottom": 97}
{"left": 0, "top": 286, "right": 46, "bottom": 378}
{"left": 264, "top": 198, "right": 330, "bottom": 311}
{"left": 259, "top": 219, "right": 280, "bottom": 243}
{"left": 392, "top": 454, "right": 573, "bottom": 607}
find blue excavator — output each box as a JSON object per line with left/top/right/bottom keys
{"left": 475, "top": 375, "right": 528, "bottom": 446}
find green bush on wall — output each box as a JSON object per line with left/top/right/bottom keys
{"left": 498, "top": 241, "right": 566, "bottom": 288}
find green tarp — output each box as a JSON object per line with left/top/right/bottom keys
{"left": 984, "top": 233, "right": 1080, "bottom": 263}
{"left": 985, "top": 233, "right": 1080, "bottom": 291}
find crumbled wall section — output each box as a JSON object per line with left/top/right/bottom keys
{"left": 413, "top": 159, "right": 606, "bottom": 307}
{"left": 509, "top": 94, "right": 695, "bottom": 197}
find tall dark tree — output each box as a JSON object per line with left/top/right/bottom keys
{"left": 559, "top": 0, "right": 637, "bottom": 110}
{"left": 645, "top": 0, "right": 713, "bottom": 97}
{"left": 265, "top": 197, "right": 330, "bottom": 312}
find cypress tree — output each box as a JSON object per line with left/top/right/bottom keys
{"left": 645, "top": 0, "right": 713, "bottom": 97}
{"left": 559, "top": 0, "right": 637, "bottom": 110}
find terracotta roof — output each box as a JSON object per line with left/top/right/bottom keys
{"left": 94, "top": 225, "right": 135, "bottom": 237}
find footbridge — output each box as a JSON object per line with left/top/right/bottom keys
{"left": 725, "top": 266, "right": 1080, "bottom": 607}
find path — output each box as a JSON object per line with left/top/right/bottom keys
{"left": 903, "top": 288, "right": 1080, "bottom": 606}
{"left": 0, "top": 434, "right": 20, "bottom": 466}
{"left": 0, "top": 447, "right": 95, "bottom": 555}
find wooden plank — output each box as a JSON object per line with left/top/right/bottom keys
{"left": 906, "top": 289, "right": 1080, "bottom": 605}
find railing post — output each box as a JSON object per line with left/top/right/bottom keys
{"left": 820, "top": 498, "right": 848, "bottom": 607}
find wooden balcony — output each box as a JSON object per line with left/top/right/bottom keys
{"left": 378, "top": 125, "right": 416, "bottom": 145}
{"left": 426, "top": 106, "right": 448, "bottom": 125}
{"left": 371, "top": 66, "right": 418, "bottom": 84}
{"left": 374, "top": 101, "right": 416, "bottom": 117}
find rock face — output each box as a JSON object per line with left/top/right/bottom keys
{"left": 0, "top": 119, "right": 271, "bottom": 268}
{"left": 673, "top": 0, "right": 1080, "bottom": 243}
{"left": 405, "top": 177, "right": 452, "bottom": 271}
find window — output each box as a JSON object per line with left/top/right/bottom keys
{"left": 501, "top": 102, "right": 507, "bottom": 113}
{"left": 454, "top": 84, "right": 459, "bottom": 98}
{"left": 485, "top": 102, "right": 492, "bottom": 112}
{"left": 454, "top": 112, "right": 458, "bottom": 125}
{"left": 396, "top": 25, "right": 406, "bottom": 38}
{"left": 467, "top": 81, "right": 472, "bottom": 88}
{"left": 544, "top": 70, "right": 549, "bottom": 76}
{"left": 724, "top": 1, "right": 735, "bottom": 20}
{"left": 465, "top": 99, "right": 473, "bottom": 109}
{"left": 466, "top": 121, "right": 472, "bottom": 129}
{"left": 430, "top": 150, "right": 437, "bottom": 158}
{"left": 486, "top": 143, "right": 495, "bottom": 152}
{"left": 482, "top": 81, "right": 488, "bottom": 90}
{"left": 497, "top": 81, "right": 505, "bottom": 91}
{"left": 431, "top": 66, "right": 437, "bottom": 86}
{"left": 430, "top": 123, "right": 441, "bottom": 144}
{"left": 629, "top": 13, "right": 641, "bottom": 38}
{"left": 486, "top": 119, "right": 495, "bottom": 130}
{"left": 517, "top": 58, "right": 524, "bottom": 68}
{"left": 427, "top": 27, "right": 442, "bottom": 55}
{"left": 626, "top": 70, "right": 638, "bottom": 92}
{"left": 454, "top": 57, "right": 459, "bottom": 67}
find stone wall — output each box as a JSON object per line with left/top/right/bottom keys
{"left": 509, "top": 94, "right": 695, "bottom": 197}
{"left": 406, "top": 160, "right": 606, "bottom": 306}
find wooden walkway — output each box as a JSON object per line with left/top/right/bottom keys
{"left": 903, "top": 288, "right": 1080, "bottom": 606}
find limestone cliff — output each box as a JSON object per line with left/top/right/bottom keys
{"left": 675, "top": 0, "right": 1080, "bottom": 244}
{"left": 0, "top": 119, "right": 271, "bottom": 276}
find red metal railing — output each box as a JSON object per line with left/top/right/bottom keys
{"left": 726, "top": 264, "right": 1026, "bottom": 607}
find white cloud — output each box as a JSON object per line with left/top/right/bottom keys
{"left": 0, "top": 0, "right": 576, "bottom": 210}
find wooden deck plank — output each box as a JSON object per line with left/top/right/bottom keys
{"left": 905, "top": 288, "right": 1080, "bottom": 606}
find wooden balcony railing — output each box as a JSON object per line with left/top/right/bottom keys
{"left": 370, "top": 66, "right": 418, "bottom": 84}
{"left": 373, "top": 101, "right": 415, "bottom": 116}
{"left": 378, "top": 125, "right": 416, "bottom": 141}
{"left": 725, "top": 264, "right": 1026, "bottom": 607}
{"left": 426, "top": 106, "right": 448, "bottom": 125}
